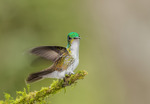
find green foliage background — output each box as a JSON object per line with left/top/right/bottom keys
{"left": 0, "top": 0, "right": 124, "bottom": 104}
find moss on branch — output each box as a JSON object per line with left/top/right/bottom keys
{"left": 0, "top": 70, "right": 88, "bottom": 104}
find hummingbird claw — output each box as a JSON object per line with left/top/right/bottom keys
{"left": 71, "top": 72, "right": 75, "bottom": 75}
{"left": 68, "top": 71, "right": 74, "bottom": 75}
{"left": 63, "top": 77, "right": 66, "bottom": 82}
{"left": 62, "top": 77, "right": 69, "bottom": 87}
{"left": 65, "top": 71, "right": 74, "bottom": 76}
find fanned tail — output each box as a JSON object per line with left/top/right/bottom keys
{"left": 26, "top": 68, "right": 53, "bottom": 83}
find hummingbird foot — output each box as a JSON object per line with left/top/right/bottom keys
{"left": 62, "top": 73, "right": 73, "bottom": 87}
{"left": 67, "top": 71, "right": 74, "bottom": 75}
{"left": 62, "top": 77, "right": 69, "bottom": 87}
{"left": 69, "top": 72, "right": 74, "bottom": 75}
{"left": 61, "top": 71, "right": 75, "bottom": 87}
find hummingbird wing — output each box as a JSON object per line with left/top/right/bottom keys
{"left": 27, "top": 51, "right": 73, "bottom": 83}
{"left": 30, "top": 46, "right": 67, "bottom": 62}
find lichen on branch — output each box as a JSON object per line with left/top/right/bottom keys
{"left": 0, "top": 70, "right": 88, "bottom": 104}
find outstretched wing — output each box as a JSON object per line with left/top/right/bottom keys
{"left": 30, "top": 46, "right": 67, "bottom": 62}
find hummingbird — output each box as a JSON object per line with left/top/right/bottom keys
{"left": 26, "top": 32, "right": 80, "bottom": 83}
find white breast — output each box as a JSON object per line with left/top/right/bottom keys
{"left": 70, "top": 39, "right": 80, "bottom": 58}
{"left": 70, "top": 39, "right": 80, "bottom": 71}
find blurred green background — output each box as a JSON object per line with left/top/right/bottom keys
{"left": 0, "top": 0, "right": 150, "bottom": 104}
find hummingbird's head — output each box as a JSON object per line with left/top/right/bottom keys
{"left": 67, "top": 32, "right": 80, "bottom": 49}
{"left": 67, "top": 32, "right": 80, "bottom": 41}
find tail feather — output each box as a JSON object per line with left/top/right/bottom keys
{"left": 26, "top": 75, "right": 43, "bottom": 83}
{"left": 26, "top": 69, "right": 52, "bottom": 83}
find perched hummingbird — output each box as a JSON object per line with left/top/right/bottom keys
{"left": 26, "top": 32, "right": 80, "bottom": 83}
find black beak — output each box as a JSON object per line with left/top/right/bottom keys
{"left": 74, "top": 36, "right": 80, "bottom": 39}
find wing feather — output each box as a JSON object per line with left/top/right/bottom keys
{"left": 30, "top": 46, "right": 67, "bottom": 62}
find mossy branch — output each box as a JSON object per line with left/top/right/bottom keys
{"left": 0, "top": 70, "right": 88, "bottom": 104}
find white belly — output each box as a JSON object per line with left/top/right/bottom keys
{"left": 43, "top": 58, "right": 79, "bottom": 79}
{"left": 43, "top": 70, "right": 66, "bottom": 79}
{"left": 73, "top": 58, "right": 79, "bottom": 71}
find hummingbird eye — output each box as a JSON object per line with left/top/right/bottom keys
{"left": 68, "top": 37, "right": 71, "bottom": 40}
